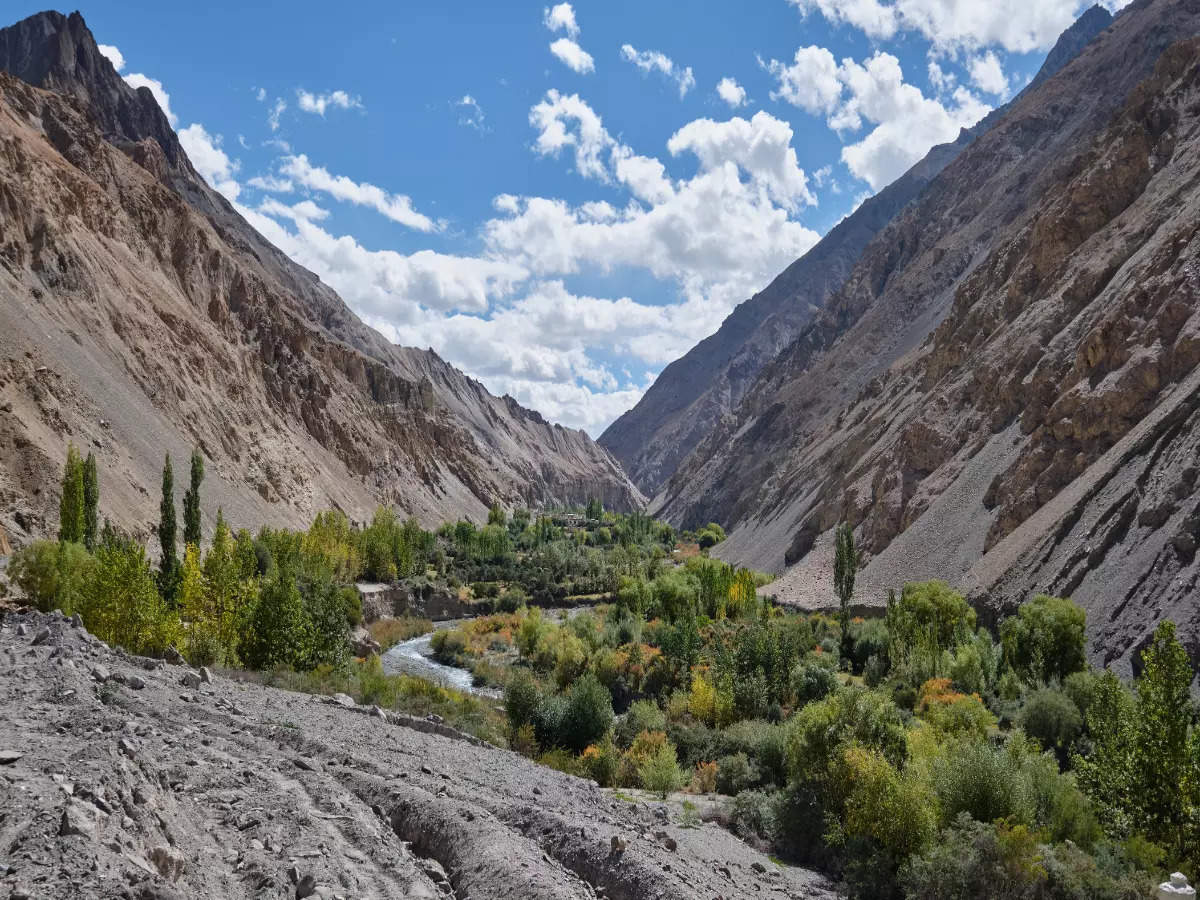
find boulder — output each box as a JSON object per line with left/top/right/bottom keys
{"left": 149, "top": 846, "right": 186, "bottom": 882}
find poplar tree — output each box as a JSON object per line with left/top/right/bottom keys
{"left": 82, "top": 451, "right": 99, "bottom": 551}
{"left": 58, "top": 444, "right": 84, "bottom": 544}
{"left": 834, "top": 522, "right": 859, "bottom": 661}
{"left": 183, "top": 447, "right": 204, "bottom": 549}
{"left": 158, "top": 454, "right": 180, "bottom": 602}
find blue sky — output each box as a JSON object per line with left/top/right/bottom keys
{"left": 16, "top": 0, "right": 1125, "bottom": 434}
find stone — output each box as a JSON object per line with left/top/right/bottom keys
{"left": 372, "top": 706, "right": 387, "bottom": 720}
{"left": 198, "top": 666, "right": 213, "bottom": 684}
{"left": 751, "top": 861, "right": 767, "bottom": 874}
{"left": 293, "top": 756, "right": 320, "bottom": 773}
{"left": 124, "top": 673, "right": 146, "bottom": 690}
{"left": 70, "top": 613, "right": 83, "bottom": 628}
{"left": 610, "top": 835, "right": 627, "bottom": 855}
{"left": 118, "top": 737, "right": 138, "bottom": 759}
{"left": 329, "top": 693, "right": 355, "bottom": 708}
{"left": 91, "top": 664, "right": 111, "bottom": 683}
{"left": 15, "top": 624, "right": 27, "bottom": 637}
{"left": 0, "top": 749, "right": 23, "bottom": 765}
{"left": 180, "top": 671, "right": 201, "bottom": 690}
{"left": 164, "top": 647, "right": 186, "bottom": 665}
{"left": 60, "top": 800, "right": 100, "bottom": 838}
{"left": 31, "top": 627, "right": 51, "bottom": 646}
{"left": 149, "top": 845, "right": 186, "bottom": 882}
{"left": 1159, "top": 873, "right": 1197, "bottom": 900}
{"left": 295, "top": 874, "right": 318, "bottom": 899}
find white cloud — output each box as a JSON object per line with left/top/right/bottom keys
{"left": 247, "top": 174, "right": 294, "bottom": 193}
{"left": 543, "top": 2, "right": 580, "bottom": 37}
{"left": 296, "top": 89, "right": 363, "bottom": 116}
{"left": 766, "top": 48, "right": 989, "bottom": 190}
{"left": 255, "top": 86, "right": 267, "bottom": 102}
{"left": 267, "top": 97, "right": 287, "bottom": 131}
{"left": 765, "top": 46, "right": 843, "bottom": 115}
{"left": 257, "top": 197, "right": 329, "bottom": 222}
{"left": 178, "top": 124, "right": 240, "bottom": 201}
{"left": 278, "top": 154, "right": 439, "bottom": 232}
{"left": 124, "top": 73, "right": 176, "bottom": 126}
{"left": 716, "top": 77, "right": 747, "bottom": 107}
{"left": 97, "top": 44, "right": 124, "bottom": 72}
{"left": 927, "top": 59, "right": 955, "bottom": 93}
{"left": 457, "top": 94, "right": 486, "bottom": 132}
{"left": 788, "top": 0, "right": 1102, "bottom": 54}
{"left": 620, "top": 45, "right": 696, "bottom": 98}
{"left": 968, "top": 51, "right": 1008, "bottom": 95}
{"left": 549, "top": 38, "right": 595, "bottom": 74}
{"left": 812, "top": 164, "right": 833, "bottom": 187}
{"left": 667, "top": 112, "right": 816, "bottom": 210}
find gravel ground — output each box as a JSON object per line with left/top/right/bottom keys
{"left": 0, "top": 611, "right": 838, "bottom": 899}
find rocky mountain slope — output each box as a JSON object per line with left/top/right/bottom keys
{"left": 0, "top": 10, "right": 642, "bottom": 546}
{"left": 648, "top": 0, "right": 1200, "bottom": 676}
{"left": 598, "top": 6, "right": 1113, "bottom": 497}
{"left": 0, "top": 609, "right": 837, "bottom": 899}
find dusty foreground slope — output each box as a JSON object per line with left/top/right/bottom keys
{"left": 0, "top": 611, "right": 836, "bottom": 900}
{"left": 0, "top": 11, "right": 642, "bottom": 547}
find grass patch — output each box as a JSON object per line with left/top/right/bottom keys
{"left": 367, "top": 615, "right": 433, "bottom": 651}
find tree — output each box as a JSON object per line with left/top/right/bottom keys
{"left": 834, "top": 523, "right": 859, "bottom": 660}
{"left": 81, "top": 533, "right": 178, "bottom": 656}
{"left": 241, "top": 566, "right": 310, "bottom": 670}
{"left": 1000, "top": 594, "right": 1086, "bottom": 683}
{"left": 585, "top": 497, "right": 603, "bottom": 521}
{"left": 1131, "top": 621, "right": 1194, "bottom": 857}
{"left": 158, "top": 454, "right": 180, "bottom": 602}
{"left": 82, "top": 451, "right": 99, "bottom": 551}
{"left": 487, "top": 502, "right": 506, "bottom": 526}
{"left": 58, "top": 443, "right": 84, "bottom": 545}
{"left": 182, "top": 447, "right": 204, "bottom": 549}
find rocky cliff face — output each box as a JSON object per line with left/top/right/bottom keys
{"left": 599, "top": 6, "right": 1113, "bottom": 498}
{"left": 0, "top": 11, "right": 642, "bottom": 545}
{"left": 646, "top": 0, "right": 1200, "bottom": 676}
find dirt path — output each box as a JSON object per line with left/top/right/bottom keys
{"left": 0, "top": 611, "right": 839, "bottom": 899}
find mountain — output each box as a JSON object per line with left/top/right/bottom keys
{"left": 646, "top": 0, "right": 1200, "bottom": 676}
{"left": 598, "top": 6, "right": 1114, "bottom": 497}
{"left": 0, "top": 10, "right": 643, "bottom": 545}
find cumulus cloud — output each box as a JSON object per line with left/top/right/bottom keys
{"left": 267, "top": 98, "right": 287, "bottom": 131}
{"left": 766, "top": 47, "right": 989, "bottom": 190}
{"left": 968, "top": 51, "right": 1008, "bottom": 95}
{"left": 277, "top": 155, "right": 439, "bottom": 232}
{"left": 296, "top": 89, "right": 363, "bottom": 116}
{"left": 788, "top": 0, "right": 1107, "bottom": 54}
{"left": 716, "top": 77, "right": 747, "bottom": 107}
{"left": 543, "top": 3, "right": 580, "bottom": 37}
{"left": 97, "top": 44, "right": 125, "bottom": 72}
{"left": 549, "top": 38, "right": 595, "bottom": 74}
{"left": 620, "top": 45, "right": 696, "bottom": 98}
{"left": 178, "top": 124, "right": 239, "bottom": 201}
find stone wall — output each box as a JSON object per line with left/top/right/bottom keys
{"left": 356, "top": 581, "right": 472, "bottom": 623}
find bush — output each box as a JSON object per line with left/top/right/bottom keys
{"left": 580, "top": 737, "right": 621, "bottom": 786}
{"left": 8, "top": 539, "right": 93, "bottom": 614}
{"left": 616, "top": 700, "right": 667, "bottom": 749}
{"left": 1020, "top": 687, "right": 1083, "bottom": 758}
{"left": 690, "top": 760, "right": 718, "bottom": 793}
{"left": 791, "top": 659, "right": 838, "bottom": 707}
{"left": 559, "top": 673, "right": 614, "bottom": 753}
{"left": 1000, "top": 594, "right": 1087, "bottom": 683}
{"left": 728, "top": 789, "right": 778, "bottom": 845}
{"left": 533, "top": 692, "right": 568, "bottom": 749}
{"left": 931, "top": 737, "right": 1035, "bottom": 827}
{"left": 840, "top": 746, "right": 937, "bottom": 860}
{"left": 496, "top": 586, "right": 527, "bottom": 613}
{"left": 788, "top": 688, "right": 908, "bottom": 783}
{"left": 504, "top": 669, "right": 541, "bottom": 735}
{"left": 716, "top": 752, "right": 759, "bottom": 795}
{"left": 638, "top": 741, "right": 684, "bottom": 798}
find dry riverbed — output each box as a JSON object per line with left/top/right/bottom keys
{"left": 0, "top": 610, "right": 839, "bottom": 899}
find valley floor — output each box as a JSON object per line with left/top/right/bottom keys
{"left": 0, "top": 610, "right": 838, "bottom": 900}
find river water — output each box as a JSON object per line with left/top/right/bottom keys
{"left": 381, "top": 622, "right": 500, "bottom": 697}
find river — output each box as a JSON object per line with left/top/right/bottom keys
{"left": 381, "top": 621, "right": 501, "bottom": 697}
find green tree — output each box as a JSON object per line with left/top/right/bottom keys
{"left": 1131, "top": 621, "right": 1195, "bottom": 858}
{"left": 834, "top": 523, "right": 859, "bottom": 660}
{"left": 585, "top": 497, "right": 603, "bottom": 521}
{"left": 82, "top": 451, "right": 99, "bottom": 551}
{"left": 158, "top": 454, "right": 180, "bottom": 603}
{"left": 487, "top": 502, "right": 506, "bottom": 526}
{"left": 241, "top": 566, "right": 310, "bottom": 670}
{"left": 81, "top": 533, "right": 178, "bottom": 656}
{"left": 8, "top": 539, "right": 93, "bottom": 614}
{"left": 58, "top": 443, "right": 85, "bottom": 545}
{"left": 1073, "top": 669, "right": 1136, "bottom": 836}
{"left": 182, "top": 447, "right": 204, "bottom": 549}
{"left": 1000, "top": 594, "right": 1087, "bottom": 683}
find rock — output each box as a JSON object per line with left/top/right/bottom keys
{"left": 15, "top": 624, "right": 28, "bottom": 637}
{"left": 293, "top": 756, "right": 321, "bottom": 773}
{"left": 372, "top": 706, "right": 387, "bottom": 720}
{"left": 752, "top": 861, "right": 767, "bottom": 874}
{"left": 0, "top": 749, "right": 23, "bottom": 765}
{"left": 350, "top": 627, "right": 381, "bottom": 658}
{"left": 124, "top": 673, "right": 146, "bottom": 690}
{"left": 70, "top": 613, "right": 83, "bottom": 627}
{"left": 149, "top": 845, "right": 186, "bottom": 882}
{"left": 295, "top": 874, "right": 317, "bottom": 898}
{"left": 117, "top": 737, "right": 138, "bottom": 759}
{"left": 60, "top": 800, "right": 99, "bottom": 838}
{"left": 610, "top": 835, "right": 627, "bottom": 855}
{"left": 164, "top": 647, "right": 185, "bottom": 666}
{"left": 1159, "top": 873, "right": 1196, "bottom": 899}
{"left": 198, "top": 666, "right": 213, "bottom": 684}
{"left": 329, "top": 693, "right": 356, "bottom": 708}
{"left": 180, "top": 671, "right": 201, "bottom": 690}
{"left": 31, "top": 627, "right": 51, "bottom": 646}
{"left": 421, "top": 765, "right": 434, "bottom": 775}
{"left": 91, "top": 664, "right": 111, "bottom": 683}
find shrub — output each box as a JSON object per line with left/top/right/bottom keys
{"left": 1000, "top": 594, "right": 1086, "bottom": 683}
{"left": 638, "top": 741, "right": 684, "bottom": 798}
{"left": 559, "top": 673, "right": 614, "bottom": 753}
{"left": 690, "top": 760, "right": 718, "bottom": 793}
{"left": 616, "top": 700, "right": 667, "bottom": 749}
{"left": 931, "top": 737, "right": 1035, "bottom": 827}
{"left": 787, "top": 689, "right": 908, "bottom": 784}
{"left": 840, "top": 746, "right": 937, "bottom": 860}
{"left": 533, "top": 692, "right": 568, "bottom": 749}
{"left": 82, "top": 535, "right": 179, "bottom": 657}
{"left": 496, "top": 586, "right": 527, "bottom": 613}
{"left": 580, "top": 737, "right": 621, "bottom": 786}
{"left": 716, "top": 752, "right": 759, "bottom": 795}
{"left": 8, "top": 539, "right": 93, "bottom": 615}
{"left": 887, "top": 581, "right": 976, "bottom": 679}
{"left": 728, "top": 789, "right": 778, "bottom": 845}
{"left": 504, "top": 669, "right": 541, "bottom": 735}
{"left": 790, "top": 659, "right": 838, "bottom": 707}
{"left": 1020, "top": 687, "right": 1083, "bottom": 758}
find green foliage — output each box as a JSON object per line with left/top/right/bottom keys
{"left": 696, "top": 522, "right": 726, "bottom": 550}
{"left": 638, "top": 740, "right": 684, "bottom": 798}
{"left": 833, "top": 523, "right": 858, "bottom": 658}
{"left": 841, "top": 746, "right": 937, "bottom": 860}
{"left": 182, "top": 447, "right": 204, "bottom": 549}
{"left": 886, "top": 582, "right": 977, "bottom": 683}
{"left": 788, "top": 688, "right": 908, "bottom": 783}
{"left": 1000, "top": 594, "right": 1087, "bottom": 684}
{"left": 241, "top": 566, "right": 311, "bottom": 670}
{"left": 157, "top": 454, "right": 179, "bottom": 603}
{"left": 717, "top": 752, "right": 759, "bottom": 795}
{"left": 1020, "top": 687, "right": 1083, "bottom": 759}
{"left": 616, "top": 700, "right": 666, "bottom": 749}
{"left": 791, "top": 658, "right": 839, "bottom": 707}
{"left": 81, "top": 532, "right": 179, "bottom": 656}
{"left": 560, "top": 672, "right": 614, "bottom": 753}
{"left": 8, "top": 539, "right": 93, "bottom": 614}
{"left": 82, "top": 452, "right": 99, "bottom": 551}
{"left": 504, "top": 668, "right": 541, "bottom": 736}
{"left": 58, "top": 444, "right": 85, "bottom": 545}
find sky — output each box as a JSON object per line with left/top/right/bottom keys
{"left": 16, "top": 0, "right": 1127, "bottom": 435}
